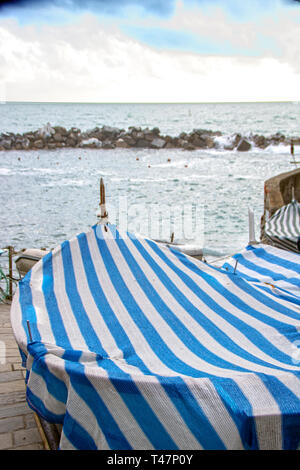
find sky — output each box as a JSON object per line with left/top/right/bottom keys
{"left": 0, "top": 0, "right": 300, "bottom": 102}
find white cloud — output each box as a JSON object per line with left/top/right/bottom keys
{"left": 0, "top": 14, "right": 300, "bottom": 102}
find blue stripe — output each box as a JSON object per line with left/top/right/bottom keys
{"left": 64, "top": 360, "right": 132, "bottom": 450}
{"left": 26, "top": 387, "right": 65, "bottom": 424}
{"left": 229, "top": 251, "right": 300, "bottom": 290}
{"left": 42, "top": 252, "right": 71, "bottom": 348}
{"left": 255, "top": 285, "right": 300, "bottom": 309}
{"left": 145, "top": 239, "right": 297, "bottom": 367}
{"left": 73, "top": 233, "right": 178, "bottom": 450}
{"left": 223, "top": 262, "right": 300, "bottom": 312}
{"left": 111, "top": 229, "right": 256, "bottom": 374}
{"left": 19, "top": 271, "right": 41, "bottom": 343}
{"left": 90, "top": 228, "right": 228, "bottom": 449}
{"left": 126, "top": 234, "right": 292, "bottom": 372}
{"left": 258, "top": 374, "right": 300, "bottom": 450}
{"left": 246, "top": 245, "right": 300, "bottom": 276}
{"left": 61, "top": 410, "right": 97, "bottom": 450}
{"left": 27, "top": 342, "right": 68, "bottom": 405}
{"left": 212, "top": 378, "right": 259, "bottom": 450}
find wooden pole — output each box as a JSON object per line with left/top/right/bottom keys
{"left": 99, "top": 178, "right": 108, "bottom": 225}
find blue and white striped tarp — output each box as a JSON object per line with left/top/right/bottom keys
{"left": 264, "top": 198, "right": 300, "bottom": 253}
{"left": 11, "top": 225, "right": 300, "bottom": 450}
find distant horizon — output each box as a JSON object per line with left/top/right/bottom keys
{"left": 4, "top": 100, "right": 299, "bottom": 105}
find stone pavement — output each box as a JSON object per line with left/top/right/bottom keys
{"left": 0, "top": 302, "right": 46, "bottom": 450}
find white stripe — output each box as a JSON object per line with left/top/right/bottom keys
{"left": 142, "top": 238, "right": 300, "bottom": 370}
{"left": 27, "top": 367, "right": 66, "bottom": 417}
{"left": 182, "top": 377, "right": 244, "bottom": 449}
{"left": 134, "top": 375, "right": 203, "bottom": 449}
{"left": 29, "top": 259, "right": 56, "bottom": 345}
{"left": 100, "top": 227, "right": 270, "bottom": 378}
{"left": 51, "top": 248, "right": 89, "bottom": 350}
{"left": 236, "top": 374, "right": 282, "bottom": 450}
{"left": 229, "top": 246, "right": 300, "bottom": 287}
{"left": 84, "top": 230, "right": 184, "bottom": 377}
{"left": 84, "top": 365, "right": 154, "bottom": 449}
{"left": 125, "top": 235, "right": 300, "bottom": 374}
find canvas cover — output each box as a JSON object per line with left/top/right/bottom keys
{"left": 11, "top": 224, "right": 300, "bottom": 450}
{"left": 264, "top": 199, "right": 300, "bottom": 253}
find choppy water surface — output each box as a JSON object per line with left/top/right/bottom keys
{"left": 0, "top": 142, "right": 293, "bottom": 257}
{"left": 1, "top": 101, "right": 300, "bottom": 137}
{"left": 1, "top": 101, "right": 299, "bottom": 256}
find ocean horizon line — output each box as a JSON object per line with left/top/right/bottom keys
{"left": 3, "top": 100, "right": 298, "bottom": 105}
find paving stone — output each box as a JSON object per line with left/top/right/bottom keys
{"left": 5, "top": 348, "right": 21, "bottom": 357}
{"left": 0, "top": 371, "right": 23, "bottom": 383}
{"left": 0, "top": 402, "right": 31, "bottom": 419}
{"left": 0, "top": 364, "right": 12, "bottom": 373}
{"left": 0, "top": 380, "right": 25, "bottom": 394}
{"left": 0, "top": 390, "right": 26, "bottom": 405}
{"left": 5, "top": 356, "right": 22, "bottom": 364}
{"left": 0, "top": 303, "right": 44, "bottom": 450}
{"left": 13, "top": 442, "right": 44, "bottom": 450}
{"left": 0, "top": 416, "right": 24, "bottom": 433}
{"left": 0, "top": 432, "right": 13, "bottom": 450}
{"left": 24, "top": 413, "right": 36, "bottom": 429}
{"left": 13, "top": 428, "right": 42, "bottom": 447}
{"left": 12, "top": 363, "right": 24, "bottom": 371}
{"left": 0, "top": 328, "right": 13, "bottom": 334}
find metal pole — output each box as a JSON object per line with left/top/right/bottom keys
{"left": 233, "top": 259, "right": 239, "bottom": 274}
{"left": 26, "top": 320, "right": 33, "bottom": 342}
{"left": 8, "top": 246, "right": 13, "bottom": 300}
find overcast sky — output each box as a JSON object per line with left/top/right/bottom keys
{"left": 1, "top": 0, "right": 300, "bottom": 102}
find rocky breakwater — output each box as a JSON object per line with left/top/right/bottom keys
{"left": 0, "top": 123, "right": 297, "bottom": 152}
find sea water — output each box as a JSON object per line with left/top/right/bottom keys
{"left": 0, "top": 102, "right": 299, "bottom": 257}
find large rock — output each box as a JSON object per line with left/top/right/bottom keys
{"left": 135, "top": 139, "right": 149, "bottom": 148}
{"left": 53, "top": 133, "right": 64, "bottom": 142}
{"left": 38, "top": 123, "right": 55, "bottom": 138}
{"left": 66, "top": 137, "right": 77, "bottom": 147}
{"left": 151, "top": 137, "right": 166, "bottom": 149}
{"left": 189, "top": 134, "right": 207, "bottom": 148}
{"left": 115, "top": 138, "right": 130, "bottom": 148}
{"left": 0, "top": 139, "right": 12, "bottom": 149}
{"left": 102, "top": 140, "right": 116, "bottom": 149}
{"left": 33, "top": 140, "right": 44, "bottom": 149}
{"left": 53, "top": 126, "right": 68, "bottom": 136}
{"left": 79, "top": 138, "right": 102, "bottom": 148}
{"left": 23, "top": 138, "right": 30, "bottom": 149}
{"left": 237, "top": 138, "right": 251, "bottom": 152}
{"left": 253, "top": 134, "right": 269, "bottom": 149}
{"left": 122, "top": 135, "right": 136, "bottom": 146}
{"left": 101, "top": 125, "right": 121, "bottom": 137}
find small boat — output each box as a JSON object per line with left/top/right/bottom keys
{"left": 261, "top": 168, "right": 300, "bottom": 253}
{"left": 9, "top": 179, "right": 300, "bottom": 450}
{"left": 154, "top": 239, "right": 203, "bottom": 260}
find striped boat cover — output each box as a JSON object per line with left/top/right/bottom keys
{"left": 10, "top": 224, "right": 300, "bottom": 450}
{"left": 264, "top": 199, "right": 300, "bottom": 253}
